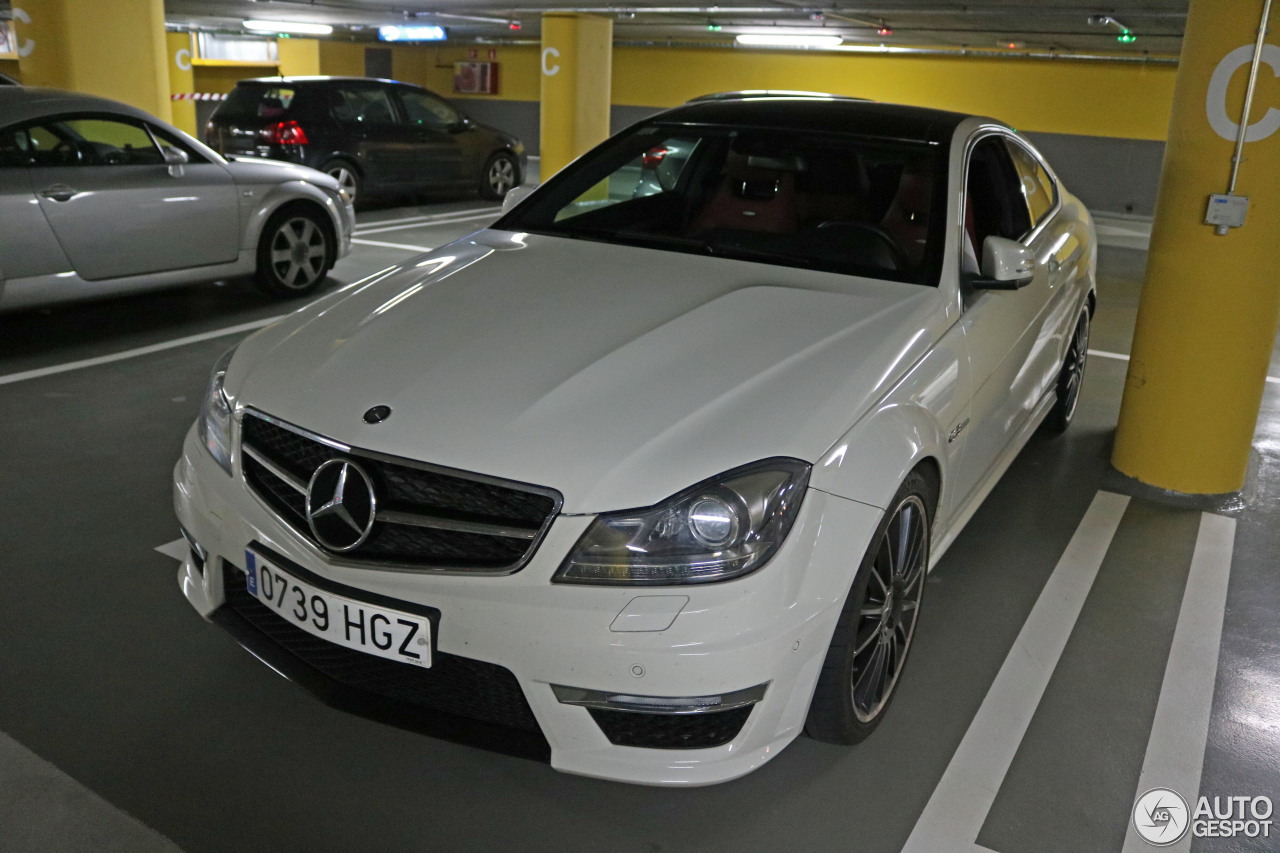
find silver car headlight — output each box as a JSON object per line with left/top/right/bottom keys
{"left": 555, "top": 458, "right": 810, "bottom": 585}
{"left": 197, "top": 346, "right": 237, "bottom": 476}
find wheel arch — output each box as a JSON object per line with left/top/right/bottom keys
{"left": 245, "top": 182, "right": 343, "bottom": 257}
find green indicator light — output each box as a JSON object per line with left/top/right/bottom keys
{"left": 1117, "top": 30, "right": 1136, "bottom": 44}
{"left": 707, "top": 23, "right": 721, "bottom": 31}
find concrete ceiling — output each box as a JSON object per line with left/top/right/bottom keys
{"left": 154, "top": 1, "right": 1189, "bottom": 55}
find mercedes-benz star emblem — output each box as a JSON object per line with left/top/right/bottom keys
{"left": 305, "top": 459, "right": 377, "bottom": 552}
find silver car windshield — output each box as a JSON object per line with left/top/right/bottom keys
{"left": 499, "top": 124, "right": 946, "bottom": 285}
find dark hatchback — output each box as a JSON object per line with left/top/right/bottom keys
{"left": 205, "top": 76, "right": 526, "bottom": 205}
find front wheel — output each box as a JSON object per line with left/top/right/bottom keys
{"left": 480, "top": 152, "right": 518, "bottom": 201}
{"left": 1045, "top": 307, "right": 1090, "bottom": 433}
{"left": 254, "top": 206, "right": 333, "bottom": 299}
{"left": 805, "top": 470, "right": 932, "bottom": 744}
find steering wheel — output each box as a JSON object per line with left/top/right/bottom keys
{"left": 815, "top": 220, "right": 910, "bottom": 270}
{"left": 51, "top": 140, "right": 83, "bottom": 165}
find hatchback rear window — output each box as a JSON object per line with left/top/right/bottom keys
{"left": 219, "top": 85, "right": 298, "bottom": 121}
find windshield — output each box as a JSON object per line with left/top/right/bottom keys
{"left": 496, "top": 123, "right": 946, "bottom": 285}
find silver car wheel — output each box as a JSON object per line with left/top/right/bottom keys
{"left": 269, "top": 216, "right": 329, "bottom": 291}
{"left": 851, "top": 493, "right": 927, "bottom": 723}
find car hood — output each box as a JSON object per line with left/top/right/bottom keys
{"left": 229, "top": 231, "right": 947, "bottom": 512}
{"left": 222, "top": 156, "right": 339, "bottom": 191}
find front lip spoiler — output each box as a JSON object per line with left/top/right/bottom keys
{"left": 209, "top": 603, "right": 552, "bottom": 763}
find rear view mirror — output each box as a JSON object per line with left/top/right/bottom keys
{"left": 501, "top": 184, "right": 535, "bottom": 214}
{"left": 971, "top": 236, "right": 1034, "bottom": 289}
{"left": 164, "top": 147, "right": 189, "bottom": 178}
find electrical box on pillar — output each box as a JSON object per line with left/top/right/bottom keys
{"left": 1113, "top": 0, "right": 1280, "bottom": 495}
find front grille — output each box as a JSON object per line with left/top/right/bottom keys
{"left": 239, "top": 411, "right": 560, "bottom": 572}
{"left": 587, "top": 706, "right": 754, "bottom": 749}
{"left": 222, "top": 562, "right": 542, "bottom": 734}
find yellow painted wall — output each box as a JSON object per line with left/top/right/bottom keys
{"left": 191, "top": 64, "right": 277, "bottom": 97}
{"left": 611, "top": 46, "right": 1177, "bottom": 141}
{"left": 318, "top": 41, "right": 365, "bottom": 77}
{"left": 317, "top": 41, "right": 541, "bottom": 102}
{"left": 166, "top": 31, "right": 196, "bottom": 136}
{"left": 277, "top": 38, "right": 321, "bottom": 77}
{"left": 0, "top": 59, "right": 20, "bottom": 82}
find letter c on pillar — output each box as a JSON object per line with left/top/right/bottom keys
{"left": 12, "top": 7, "right": 35, "bottom": 57}
{"left": 542, "top": 46, "right": 560, "bottom": 76}
{"left": 175, "top": 48, "right": 192, "bottom": 71}
{"left": 1206, "top": 43, "right": 1280, "bottom": 142}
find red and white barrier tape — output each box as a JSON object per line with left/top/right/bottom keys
{"left": 170, "top": 93, "right": 227, "bottom": 101}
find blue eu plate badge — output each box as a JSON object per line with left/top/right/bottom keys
{"left": 245, "top": 550, "right": 258, "bottom": 596}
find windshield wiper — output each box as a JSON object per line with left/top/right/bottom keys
{"left": 702, "top": 243, "right": 814, "bottom": 267}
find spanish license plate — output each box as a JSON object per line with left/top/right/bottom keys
{"left": 243, "top": 550, "right": 432, "bottom": 668}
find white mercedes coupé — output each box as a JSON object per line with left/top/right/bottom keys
{"left": 174, "top": 93, "right": 1095, "bottom": 786}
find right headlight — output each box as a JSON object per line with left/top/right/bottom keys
{"left": 554, "top": 458, "right": 811, "bottom": 585}
{"left": 196, "top": 345, "right": 237, "bottom": 476}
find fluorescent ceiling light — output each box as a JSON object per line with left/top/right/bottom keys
{"left": 735, "top": 34, "right": 843, "bottom": 48}
{"left": 243, "top": 20, "right": 334, "bottom": 36}
{"left": 378, "top": 25, "right": 447, "bottom": 42}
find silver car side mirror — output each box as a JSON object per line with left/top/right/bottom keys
{"left": 501, "top": 184, "right": 535, "bottom": 214}
{"left": 164, "top": 147, "right": 189, "bottom": 178}
{"left": 971, "top": 235, "right": 1034, "bottom": 290}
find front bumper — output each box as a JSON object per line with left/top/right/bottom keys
{"left": 173, "top": 423, "right": 883, "bottom": 785}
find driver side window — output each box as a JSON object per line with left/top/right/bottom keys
{"left": 23, "top": 116, "right": 163, "bottom": 167}
{"left": 963, "top": 135, "right": 1032, "bottom": 271}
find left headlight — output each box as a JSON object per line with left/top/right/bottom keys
{"left": 197, "top": 346, "right": 237, "bottom": 476}
{"left": 555, "top": 458, "right": 811, "bottom": 585}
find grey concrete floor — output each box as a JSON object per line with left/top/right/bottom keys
{"left": 0, "top": 203, "right": 1277, "bottom": 853}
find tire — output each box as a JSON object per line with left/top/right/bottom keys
{"left": 805, "top": 469, "right": 932, "bottom": 744}
{"left": 1045, "top": 307, "right": 1090, "bottom": 433}
{"left": 479, "top": 151, "right": 519, "bottom": 200}
{"left": 320, "top": 159, "right": 361, "bottom": 206}
{"left": 254, "top": 206, "right": 334, "bottom": 299}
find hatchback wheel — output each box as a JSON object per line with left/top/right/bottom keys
{"left": 806, "top": 470, "right": 931, "bottom": 744}
{"left": 321, "top": 159, "right": 361, "bottom": 206}
{"left": 255, "top": 207, "right": 332, "bottom": 299}
{"left": 480, "top": 152, "right": 518, "bottom": 200}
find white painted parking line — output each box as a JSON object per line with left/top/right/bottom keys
{"left": 355, "top": 206, "right": 498, "bottom": 230}
{"left": 353, "top": 211, "right": 498, "bottom": 236}
{"left": 902, "top": 490, "right": 1130, "bottom": 853}
{"left": 1120, "top": 512, "right": 1235, "bottom": 853}
{"left": 0, "top": 317, "right": 283, "bottom": 387}
{"left": 1088, "top": 349, "right": 1280, "bottom": 385}
{"left": 155, "top": 539, "right": 188, "bottom": 562}
{"left": 351, "top": 238, "right": 435, "bottom": 253}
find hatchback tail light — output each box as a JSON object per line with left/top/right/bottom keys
{"left": 262, "top": 120, "right": 309, "bottom": 146}
{"left": 642, "top": 146, "right": 668, "bottom": 169}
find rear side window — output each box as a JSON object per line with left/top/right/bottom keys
{"left": 398, "top": 89, "right": 459, "bottom": 128}
{"left": 328, "top": 86, "right": 397, "bottom": 127}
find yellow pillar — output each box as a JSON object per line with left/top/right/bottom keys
{"left": 539, "top": 13, "right": 612, "bottom": 178}
{"left": 166, "top": 31, "right": 196, "bottom": 136}
{"left": 1112, "top": 0, "right": 1280, "bottom": 494}
{"left": 15, "top": 0, "right": 172, "bottom": 122}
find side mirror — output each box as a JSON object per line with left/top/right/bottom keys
{"left": 501, "top": 184, "right": 535, "bottom": 214}
{"left": 971, "top": 236, "right": 1035, "bottom": 289}
{"left": 450, "top": 117, "right": 473, "bottom": 134}
{"left": 164, "top": 147, "right": 189, "bottom": 178}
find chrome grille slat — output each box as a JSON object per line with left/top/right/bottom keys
{"left": 238, "top": 409, "right": 561, "bottom": 574}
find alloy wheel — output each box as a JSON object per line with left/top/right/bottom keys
{"left": 269, "top": 217, "right": 328, "bottom": 291}
{"left": 1061, "top": 314, "right": 1090, "bottom": 422}
{"left": 327, "top": 165, "right": 358, "bottom": 204}
{"left": 488, "top": 157, "right": 516, "bottom": 196}
{"left": 851, "top": 494, "right": 927, "bottom": 723}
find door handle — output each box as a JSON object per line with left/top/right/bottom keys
{"left": 40, "top": 184, "right": 78, "bottom": 202}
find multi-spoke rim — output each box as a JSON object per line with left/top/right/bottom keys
{"left": 326, "top": 165, "right": 358, "bottom": 204}
{"left": 1061, "top": 313, "right": 1090, "bottom": 420}
{"left": 488, "top": 157, "right": 516, "bottom": 195}
{"left": 268, "top": 216, "right": 328, "bottom": 291}
{"left": 851, "top": 494, "right": 928, "bottom": 723}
